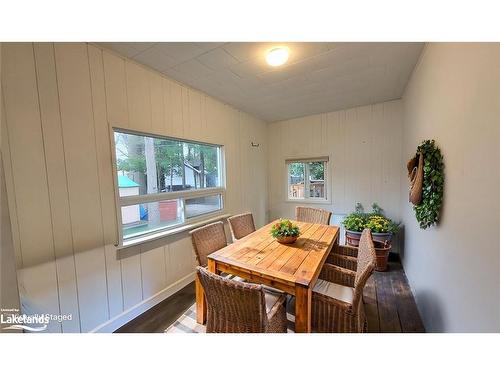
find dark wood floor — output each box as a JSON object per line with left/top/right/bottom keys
{"left": 116, "top": 255, "right": 425, "bottom": 333}
{"left": 364, "top": 257, "right": 425, "bottom": 332}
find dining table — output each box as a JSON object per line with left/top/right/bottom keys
{"left": 195, "top": 219, "right": 340, "bottom": 333}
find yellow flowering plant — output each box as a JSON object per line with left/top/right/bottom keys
{"left": 343, "top": 203, "right": 399, "bottom": 234}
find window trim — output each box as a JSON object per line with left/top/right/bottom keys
{"left": 285, "top": 157, "right": 331, "bottom": 204}
{"left": 111, "top": 126, "right": 226, "bottom": 246}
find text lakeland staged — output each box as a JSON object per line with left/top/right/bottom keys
{"left": 1, "top": 308, "right": 72, "bottom": 331}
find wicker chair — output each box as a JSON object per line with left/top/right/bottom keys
{"left": 295, "top": 206, "right": 332, "bottom": 225}
{"left": 190, "top": 221, "right": 227, "bottom": 267}
{"left": 311, "top": 228, "right": 376, "bottom": 332}
{"left": 325, "top": 244, "right": 358, "bottom": 271}
{"left": 227, "top": 212, "right": 256, "bottom": 241}
{"left": 196, "top": 266, "right": 288, "bottom": 333}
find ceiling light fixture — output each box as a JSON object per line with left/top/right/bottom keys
{"left": 266, "top": 47, "right": 289, "bottom": 67}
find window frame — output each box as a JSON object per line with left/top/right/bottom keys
{"left": 285, "top": 157, "right": 330, "bottom": 204}
{"left": 111, "top": 127, "right": 226, "bottom": 246}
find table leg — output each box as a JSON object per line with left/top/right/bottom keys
{"left": 208, "top": 258, "right": 219, "bottom": 274}
{"left": 295, "top": 285, "right": 312, "bottom": 333}
{"left": 195, "top": 272, "right": 206, "bottom": 324}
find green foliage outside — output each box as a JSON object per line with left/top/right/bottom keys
{"left": 413, "top": 140, "right": 444, "bottom": 229}
{"left": 115, "top": 132, "right": 219, "bottom": 190}
{"left": 270, "top": 219, "right": 301, "bottom": 238}
{"left": 288, "top": 162, "right": 324, "bottom": 180}
{"left": 342, "top": 203, "right": 399, "bottom": 234}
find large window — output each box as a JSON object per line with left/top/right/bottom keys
{"left": 114, "top": 129, "right": 224, "bottom": 243}
{"left": 287, "top": 157, "right": 328, "bottom": 201}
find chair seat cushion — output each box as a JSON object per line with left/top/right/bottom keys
{"left": 264, "top": 289, "right": 284, "bottom": 313}
{"left": 313, "top": 279, "right": 354, "bottom": 304}
{"left": 220, "top": 272, "right": 245, "bottom": 283}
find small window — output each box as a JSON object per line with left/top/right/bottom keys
{"left": 113, "top": 129, "right": 224, "bottom": 243}
{"left": 286, "top": 158, "right": 328, "bottom": 201}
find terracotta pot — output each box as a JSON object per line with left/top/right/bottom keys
{"left": 373, "top": 240, "right": 392, "bottom": 272}
{"left": 276, "top": 235, "right": 298, "bottom": 244}
{"left": 345, "top": 230, "right": 362, "bottom": 246}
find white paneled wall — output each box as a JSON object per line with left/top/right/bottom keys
{"left": 400, "top": 44, "right": 500, "bottom": 332}
{"left": 267, "top": 101, "right": 403, "bottom": 236}
{"left": 1, "top": 43, "right": 268, "bottom": 332}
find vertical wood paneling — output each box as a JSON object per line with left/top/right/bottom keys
{"left": 88, "top": 45, "right": 124, "bottom": 319}
{"left": 140, "top": 245, "right": 167, "bottom": 299}
{"left": 54, "top": 43, "right": 109, "bottom": 331}
{"left": 170, "top": 81, "right": 184, "bottom": 137}
{"left": 149, "top": 71, "right": 164, "bottom": 135}
{"left": 168, "top": 237, "right": 194, "bottom": 282}
{"left": 2, "top": 42, "right": 268, "bottom": 332}
{"left": 163, "top": 245, "right": 174, "bottom": 286}
{"left": 102, "top": 51, "right": 129, "bottom": 128}
{"left": 17, "top": 263, "right": 62, "bottom": 332}
{"left": 88, "top": 45, "right": 118, "bottom": 245}
{"left": 126, "top": 62, "right": 152, "bottom": 133}
{"left": 33, "top": 43, "right": 81, "bottom": 332}
{"left": 181, "top": 86, "right": 190, "bottom": 138}
{"left": 187, "top": 89, "right": 202, "bottom": 140}
{"left": 268, "top": 100, "right": 403, "bottom": 222}
{"left": 1, "top": 98, "right": 22, "bottom": 269}
{"left": 328, "top": 110, "right": 346, "bottom": 214}
{"left": 223, "top": 107, "right": 242, "bottom": 214}
{"left": 161, "top": 78, "right": 173, "bottom": 136}
{"left": 121, "top": 252, "right": 143, "bottom": 309}
{"left": 103, "top": 244, "right": 123, "bottom": 317}
{"left": 2, "top": 43, "right": 55, "bottom": 267}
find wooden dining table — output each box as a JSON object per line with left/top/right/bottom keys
{"left": 196, "top": 219, "right": 340, "bottom": 333}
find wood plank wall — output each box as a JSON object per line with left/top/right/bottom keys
{"left": 267, "top": 101, "right": 403, "bottom": 230}
{"left": 1, "top": 43, "right": 268, "bottom": 332}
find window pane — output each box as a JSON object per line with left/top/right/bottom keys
{"left": 121, "top": 199, "right": 182, "bottom": 239}
{"left": 114, "top": 131, "right": 221, "bottom": 196}
{"left": 288, "top": 162, "right": 305, "bottom": 199}
{"left": 308, "top": 161, "right": 325, "bottom": 198}
{"left": 115, "top": 132, "right": 148, "bottom": 196}
{"left": 185, "top": 194, "right": 222, "bottom": 219}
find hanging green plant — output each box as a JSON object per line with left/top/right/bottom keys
{"left": 413, "top": 140, "right": 444, "bottom": 229}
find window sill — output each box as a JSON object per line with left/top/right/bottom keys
{"left": 117, "top": 213, "right": 231, "bottom": 250}
{"left": 285, "top": 199, "right": 331, "bottom": 205}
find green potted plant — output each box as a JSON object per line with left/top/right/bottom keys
{"left": 342, "top": 203, "right": 367, "bottom": 246}
{"left": 270, "top": 219, "right": 301, "bottom": 244}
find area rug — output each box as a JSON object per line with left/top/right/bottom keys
{"left": 165, "top": 296, "right": 296, "bottom": 333}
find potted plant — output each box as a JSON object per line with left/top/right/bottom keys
{"left": 342, "top": 204, "right": 367, "bottom": 246}
{"left": 373, "top": 240, "right": 392, "bottom": 272}
{"left": 270, "top": 219, "right": 301, "bottom": 244}
{"left": 342, "top": 203, "right": 399, "bottom": 246}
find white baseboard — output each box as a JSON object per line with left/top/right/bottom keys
{"left": 90, "top": 272, "right": 195, "bottom": 333}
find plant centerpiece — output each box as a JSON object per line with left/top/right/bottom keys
{"left": 270, "top": 219, "right": 301, "bottom": 244}
{"left": 342, "top": 203, "right": 399, "bottom": 246}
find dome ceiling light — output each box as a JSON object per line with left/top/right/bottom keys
{"left": 266, "top": 47, "right": 289, "bottom": 67}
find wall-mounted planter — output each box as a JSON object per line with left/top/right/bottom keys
{"left": 408, "top": 140, "right": 444, "bottom": 229}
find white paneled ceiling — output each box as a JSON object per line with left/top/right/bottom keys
{"left": 98, "top": 42, "right": 424, "bottom": 122}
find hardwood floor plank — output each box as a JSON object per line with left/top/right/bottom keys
{"left": 116, "top": 282, "right": 195, "bottom": 333}
{"left": 363, "top": 275, "right": 380, "bottom": 333}
{"left": 389, "top": 263, "right": 426, "bottom": 333}
{"left": 374, "top": 263, "right": 402, "bottom": 333}
{"left": 116, "top": 258, "right": 424, "bottom": 333}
